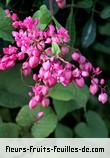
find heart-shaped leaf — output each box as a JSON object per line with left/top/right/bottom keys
{"left": 31, "top": 106, "right": 58, "bottom": 138}
{"left": 55, "top": 123, "right": 73, "bottom": 138}
{"left": 53, "top": 85, "right": 89, "bottom": 120}
{"left": 75, "top": 111, "right": 108, "bottom": 138}
{"left": 16, "top": 105, "right": 38, "bottom": 127}
{"left": 49, "top": 83, "right": 76, "bottom": 101}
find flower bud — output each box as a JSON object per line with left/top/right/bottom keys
{"left": 42, "top": 60, "right": 50, "bottom": 71}
{"left": 42, "top": 98, "right": 50, "bottom": 107}
{"left": 100, "top": 79, "right": 105, "bottom": 85}
{"left": 29, "top": 97, "right": 38, "bottom": 109}
{"left": 48, "top": 77, "right": 57, "bottom": 87}
{"left": 29, "top": 56, "right": 39, "bottom": 68}
{"left": 37, "top": 111, "right": 44, "bottom": 119}
{"left": 98, "top": 93, "right": 108, "bottom": 104}
{"left": 81, "top": 71, "right": 89, "bottom": 77}
{"left": 89, "top": 84, "right": 98, "bottom": 95}
{"left": 42, "top": 86, "right": 49, "bottom": 96}
{"left": 72, "top": 52, "right": 80, "bottom": 61}
{"left": 75, "top": 77, "right": 85, "bottom": 88}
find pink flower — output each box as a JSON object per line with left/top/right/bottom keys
{"left": 56, "top": 0, "right": 66, "bottom": 9}
{"left": 11, "top": 13, "right": 17, "bottom": 21}
{"left": 89, "top": 84, "right": 98, "bottom": 95}
{"left": 75, "top": 77, "right": 85, "bottom": 88}
{"left": 42, "top": 60, "right": 51, "bottom": 71}
{"left": 100, "top": 79, "right": 105, "bottom": 85}
{"left": 42, "top": 98, "right": 50, "bottom": 107}
{"left": 98, "top": 93, "right": 108, "bottom": 104}
{"left": 72, "top": 52, "right": 80, "bottom": 61}
{"left": 37, "top": 111, "right": 44, "bottom": 118}
{"left": 29, "top": 97, "right": 39, "bottom": 109}
{"left": 29, "top": 56, "right": 39, "bottom": 68}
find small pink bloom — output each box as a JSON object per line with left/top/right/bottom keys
{"left": 89, "top": 84, "right": 98, "bottom": 95}
{"left": 48, "top": 77, "right": 57, "bottom": 87}
{"left": 42, "top": 86, "right": 49, "bottom": 96}
{"left": 48, "top": 24, "right": 55, "bottom": 36}
{"left": 56, "top": 0, "right": 66, "bottom": 9}
{"left": 61, "top": 46, "right": 69, "bottom": 56}
{"left": 33, "top": 74, "right": 38, "bottom": 81}
{"left": 75, "top": 77, "right": 85, "bottom": 88}
{"left": 11, "top": 13, "right": 17, "bottom": 21}
{"left": 72, "top": 52, "right": 80, "bottom": 61}
{"left": 79, "top": 55, "right": 86, "bottom": 64}
{"left": 42, "top": 98, "right": 50, "bottom": 107}
{"left": 29, "top": 97, "right": 38, "bottom": 109}
{"left": 28, "top": 92, "right": 33, "bottom": 97}
{"left": 98, "top": 93, "right": 108, "bottom": 104}
{"left": 83, "top": 62, "right": 93, "bottom": 71}
{"left": 42, "top": 60, "right": 51, "bottom": 71}
{"left": 29, "top": 56, "right": 39, "bottom": 68}
{"left": 100, "top": 79, "right": 105, "bottom": 85}
{"left": 81, "top": 71, "right": 89, "bottom": 77}
{"left": 72, "top": 68, "right": 81, "bottom": 78}
{"left": 17, "top": 52, "right": 25, "bottom": 60}
{"left": 37, "top": 111, "right": 44, "bottom": 118}
{"left": 91, "top": 78, "right": 99, "bottom": 84}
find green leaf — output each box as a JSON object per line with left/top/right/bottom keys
{"left": 93, "top": 43, "right": 110, "bottom": 55}
{"left": 0, "top": 7, "right": 14, "bottom": 43}
{"left": 75, "top": 111, "right": 108, "bottom": 138}
{"left": 16, "top": 105, "right": 38, "bottom": 127}
{"left": 55, "top": 123, "right": 73, "bottom": 138}
{"left": 99, "top": 23, "right": 110, "bottom": 36}
{"left": 31, "top": 106, "right": 58, "bottom": 138}
{"left": 77, "top": 0, "right": 93, "bottom": 9}
{"left": 66, "top": 5, "right": 76, "bottom": 48}
{"left": 0, "top": 65, "right": 33, "bottom": 108}
{"left": 0, "top": 108, "right": 11, "bottom": 122}
{"left": 0, "top": 89, "right": 29, "bottom": 108}
{"left": 81, "top": 19, "right": 96, "bottom": 48}
{"left": 52, "top": 42, "right": 61, "bottom": 55}
{"left": 53, "top": 17, "right": 62, "bottom": 29}
{"left": 53, "top": 85, "right": 89, "bottom": 120}
{"left": 33, "top": 5, "right": 51, "bottom": 30}
{"left": 49, "top": 83, "right": 76, "bottom": 101}
{"left": 73, "top": 84, "right": 89, "bottom": 109}
{"left": 100, "top": 6, "right": 110, "bottom": 19}
{"left": 6, "top": 0, "right": 12, "bottom": 5}
{"left": 50, "top": 83, "right": 89, "bottom": 103}
{"left": 53, "top": 100, "right": 78, "bottom": 120}
{"left": 0, "top": 123, "right": 19, "bottom": 138}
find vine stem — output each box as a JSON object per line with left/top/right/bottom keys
{"left": 57, "top": 55, "right": 75, "bottom": 68}
{"left": 49, "top": 0, "right": 54, "bottom": 16}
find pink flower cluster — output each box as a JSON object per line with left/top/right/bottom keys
{"left": 0, "top": 11, "right": 108, "bottom": 117}
{"left": 56, "top": 0, "right": 66, "bottom": 9}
